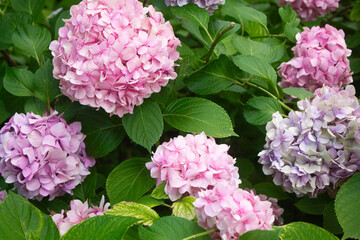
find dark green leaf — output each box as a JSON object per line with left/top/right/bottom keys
{"left": 223, "top": 5, "right": 267, "bottom": 27}
{"left": 61, "top": 215, "right": 137, "bottom": 240}
{"left": 73, "top": 170, "right": 97, "bottom": 202}
{"left": 24, "top": 97, "right": 45, "bottom": 115}
{"left": 208, "top": 19, "right": 240, "bottom": 41}
{"left": 170, "top": 4, "right": 209, "bottom": 31}
{"left": 232, "top": 36, "right": 272, "bottom": 62}
{"left": 323, "top": 201, "right": 343, "bottom": 235}
{"left": 106, "top": 158, "right": 156, "bottom": 205}
{"left": 350, "top": 3, "right": 360, "bottom": 21}
{"left": 54, "top": 10, "right": 70, "bottom": 39}
{"left": 75, "top": 108, "right": 125, "bottom": 158}
{"left": 122, "top": 101, "right": 163, "bottom": 152}
{"left": 11, "top": 0, "right": 45, "bottom": 16}
{"left": 253, "top": 182, "right": 289, "bottom": 200}
{"left": 283, "top": 87, "right": 314, "bottom": 100}
{"left": 236, "top": 158, "right": 255, "bottom": 179}
{"left": 243, "top": 97, "right": 283, "bottom": 125}
{"left": 4, "top": 67, "right": 35, "bottom": 97}
{"left": 54, "top": 96, "right": 81, "bottom": 122}
{"left": 0, "top": 191, "right": 59, "bottom": 240}
{"left": 139, "top": 216, "right": 211, "bottom": 240}
{"left": 0, "top": 100, "right": 10, "bottom": 124}
{"left": 164, "top": 97, "right": 237, "bottom": 138}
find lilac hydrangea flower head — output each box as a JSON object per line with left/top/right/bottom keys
{"left": 146, "top": 132, "right": 241, "bottom": 201}
{"left": 0, "top": 112, "right": 95, "bottom": 200}
{"left": 50, "top": 0, "right": 181, "bottom": 118}
{"left": 194, "top": 184, "right": 281, "bottom": 239}
{"left": 279, "top": 25, "right": 352, "bottom": 93}
{"left": 0, "top": 190, "right": 7, "bottom": 203}
{"left": 52, "top": 195, "right": 110, "bottom": 236}
{"left": 165, "top": 0, "right": 225, "bottom": 14}
{"left": 259, "top": 85, "right": 360, "bottom": 196}
{"left": 278, "top": 0, "right": 339, "bottom": 21}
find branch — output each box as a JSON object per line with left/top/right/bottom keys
{"left": 1, "top": 50, "right": 17, "bottom": 67}
{"left": 321, "top": 4, "right": 353, "bottom": 26}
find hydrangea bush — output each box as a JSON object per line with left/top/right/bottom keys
{"left": 0, "top": 0, "right": 359, "bottom": 239}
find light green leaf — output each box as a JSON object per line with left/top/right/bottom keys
{"left": 231, "top": 36, "right": 272, "bottom": 62}
{"left": 11, "top": 0, "right": 45, "bottom": 16}
{"left": 164, "top": 97, "right": 237, "bottom": 138}
{"left": 239, "top": 229, "right": 280, "bottom": 240}
{"left": 223, "top": 5, "right": 267, "bottom": 27}
{"left": 335, "top": 173, "right": 360, "bottom": 239}
{"left": 106, "top": 202, "right": 159, "bottom": 226}
{"left": 284, "top": 23, "right": 301, "bottom": 43}
{"left": 106, "top": 158, "right": 156, "bottom": 205}
{"left": 24, "top": 97, "right": 45, "bottom": 115}
{"left": 172, "top": 196, "right": 196, "bottom": 220}
{"left": 0, "top": 191, "right": 59, "bottom": 240}
{"left": 150, "top": 182, "right": 169, "bottom": 200}
{"left": 135, "top": 195, "right": 165, "bottom": 208}
{"left": 122, "top": 101, "right": 163, "bottom": 152}
{"left": 350, "top": 3, "right": 360, "bottom": 21}
{"left": 263, "top": 38, "right": 286, "bottom": 63}
{"left": 12, "top": 24, "right": 51, "bottom": 63}
{"left": 61, "top": 215, "right": 137, "bottom": 240}
{"left": 245, "top": 21, "right": 269, "bottom": 37}
{"left": 282, "top": 88, "right": 314, "bottom": 100}
{"left": 4, "top": 67, "right": 35, "bottom": 97}
{"left": 208, "top": 19, "right": 240, "bottom": 42}
{"left": 243, "top": 97, "right": 283, "bottom": 125}
{"left": 278, "top": 5, "right": 300, "bottom": 26}
{"left": 279, "top": 222, "right": 339, "bottom": 240}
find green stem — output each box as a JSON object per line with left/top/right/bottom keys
{"left": 182, "top": 229, "right": 217, "bottom": 240}
{"left": 203, "top": 22, "right": 235, "bottom": 63}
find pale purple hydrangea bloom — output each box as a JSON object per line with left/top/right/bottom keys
{"left": 50, "top": 0, "right": 180, "bottom": 118}
{"left": 0, "top": 112, "right": 95, "bottom": 200}
{"left": 259, "top": 85, "right": 360, "bottom": 196}
{"left": 0, "top": 190, "right": 7, "bottom": 203}
{"left": 194, "top": 184, "right": 280, "bottom": 240}
{"left": 52, "top": 196, "right": 110, "bottom": 236}
{"left": 279, "top": 25, "right": 352, "bottom": 93}
{"left": 165, "top": 0, "right": 225, "bottom": 14}
{"left": 279, "top": 0, "right": 339, "bottom": 21}
{"left": 146, "top": 132, "right": 241, "bottom": 201}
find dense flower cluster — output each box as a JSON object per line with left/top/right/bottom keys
{"left": 279, "top": 25, "right": 352, "bottom": 93}
{"left": 146, "top": 132, "right": 240, "bottom": 201}
{"left": 165, "top": 0, "right": 225, "bottom": 14}
{"left": 279, "top": 0, "right": 339, "bottom": 21}
{"left": 50, "top": 0, "right": 180, "bottom": 117}
{"left": 259, "top": 85, "right": 360, "bottom": 196}
{"left": 52, "top": 196, "right": 110, "bottom": 236}
{"left": 0, "top": 112, "right": 95, "bottom": 200}
{"left": 0, "top": 190, "right": 7, "bottom": 203}
{"left": 194, "top": 184, "right": 278, "bottom": 240}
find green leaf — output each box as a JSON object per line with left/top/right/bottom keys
{"left": 284, "top": 23, "right": 301, "bottom": 43}
{"left": 54, "top": 10, "right": 70, "bottom": 39}
{"left": 243, "top": 97, "right": 283, "bottom": 125}
{"left": 253, "top": 182, "right": 289, "bottom": 200}
{"left": 350, "top": 3, "right": 360, "bottom": 21}
{"left": 184, "top": 56, "right": 237, "bottom": 95}
{"left": 122, "top": 101, "right": 163, "bottom": 152}
{"left": 236, "top": 158, "right": 254, "bottom": 179}
{"left": 0, "top": 100, "right": 10, "bottom": 124}
{"left": 0, "top": 191, "right": 59, "bottom": 240}
{"left": 232, "top": 55, "right": 277, "bottom": 87}
{"left": 72, "top": 170, "right": 97, "bottom": 202}
{"left": 106, "top": 202, "right": 159, "bottom": 226}
{"left": 61, "top": 215, "right": 137, "bottom": 240}
{"left": 231, "top": 36, "right": 272, "bottom": 62}
{"left": 11, "top": 0, "right": 45, "bottom": 16}
{"left": 139, "top": 216, "right": 211, "bottom": 240}
{"left": 282, "top": 87, "right": 314, "bottom": 100}
{"left": 278, "top": 222, "right": 339, "bottom": 240}
{"left": 170, "top": 4, "right": 209, "bottom": 32}
{"left": 150, "top": 182, "right": 169, "bottom": 200}
{"left": 164, "top": 97, "right": 237, "bottom": 138}
{"left": 33, "top": 60, "right": 60, "bottom": 105}
{"left": 295, "top": 194, "right": 332, "bottom": 215}
{"left": 208, "top": 19, "right": 240, "bottom": 41}
{"left": 4, "top": 67, "right": 35, "bottom": 97}
{"left": 135, "top": 195, "right": 165, "bottom": 208}
{"left": 24, "top": 97, "right": 45, "bottom": 115}
{"left": 323, "top": 201, "right": 343, "bottom": 235}
{"left": 12, "top": 24, "right": 51, "bottom": 63}
{"left": 106, "top": 158, "right": 156, "bottom": 205}
{"left": 172, "top": 196, "right": 196, "bottom": 220}
{"left": 223, "top": 5, "right": 267, "bottom": 27}
{"left": 75, "top": 108, "right": 125, "bottom": 158}
{"left": 54, "top": 96, "right": 81, "bottom": 122}
{"left": 239, "top": 229, "right": 280, "bottom": 240}
{"left": 182, "top": 21, "right": 210, "bottom": 48}
{"left": 263, "top": 38, "right": 286, "bottom": 63}
{"left": 245, "top": 21, "right": 269, "bottom": 37}
{"left": 335, "top": 173, "right": 360, "bottom": 239}
{"left": 278, "top": 5, "right": 300, "bottom": 26}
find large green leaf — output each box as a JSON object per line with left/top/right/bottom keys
{"left": 278, "top": 222, "right": 339, "bottom": 240}
{"left": 239, "top": 229, "right": 280, "bottom": 240}
{"left": 106, "top": 158, "right": 156, "bottom": 205}
{"left": 278, "top": 5, "right": 300, "bottom": 26}
{"left": 170, "top": 4, "right": 209, "bottom": 33}
{"left": 12, "top": 24, "right": 51, "bottom": 63}
{"left": 231, "top": 36, "right": 272, "bottom": 63}
{"left": 243, "top": 97, "right": 283, "bottom": 125}
{"left": 323, "top": 201, "right": 342, "bottom": 235}
{"left": 139, "top": 216, "right": 211, "bottom": 240}
{"left": 295, "top": 194, "right": 331, "bottom": 215}
{"left": 54, "top": 96, "right": 82, "bottom": 122}
{"left": 350, "top": 3, "right": 360, "bottom": 21}
{"left": 223, "top": 5, "right": 267, "bottom": 27}
{"left": 282, "top": 87, "right": 314, "bottom": 100}
{"left": 61, "top": 215, "right": 137, "bottom": 240}
{"left": 184, "top": 56, "right": 237, "bottom": 95}
{"left": 164, "top": 97, "right": 237, "bottom": 138}
{"left": 24, "top": 97, "right": 45, "bottom": 115}
{"left": 3, "top": 67, "right": 35, "bottom": 97}
{"left": 33, "top": 60, "right": 60, "bottom": 105}
{"left": 72, "top": 170, "right": 97, "bottom": 202}
{"left": 0, "top": 191, "right": 59, "bottom": 240}
{"left": 11, "top": 0, "right": 45, "bottom": 16}
{"left": 232, "top": 55, "right": 277, "bottom": 87}
{"left": 253, "top": 182, "right": 289, "bottom": 200}
{"left": 75, "top": 108, "right": 125, "bottom": 158}
{"left": 335, "top": 173, "right": 360, "bottom": 239}
{"left": 106, "top": 202, "right": 159, "bottom": 226}
{"left": 122, "top": 101, "right": 163, "bottom": 152}
{"left": 171, "top": 196, "right": 196, "bottom": 220}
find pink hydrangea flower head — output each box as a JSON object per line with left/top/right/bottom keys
{"left": 259, "top": 85, "right": 360, "bottom": 196}
{"left": 279, "top": 0, "right": 339, "bottom": 21}
{"left": 194, "top": 184, "right": 279, "bottom": 240}
{"left": 0, "top": 190, "right": 7, "bottom": 203}
{"left": 279, "top": 25, "right": 352, "bottom": 93}
{"left": 52, "top": 195, "right": 110, "bottom": 236}
{"left": 50, "top": 0, "right": 181, "bottom": 117}
{"left": 146, "top": 132, "right": 241, "bottom": 201}
{"left": 0, "top": 112, "right": 95, "bottom": 200}
{"left": 165, "top": 0, "right": 225, "bottom": 14}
